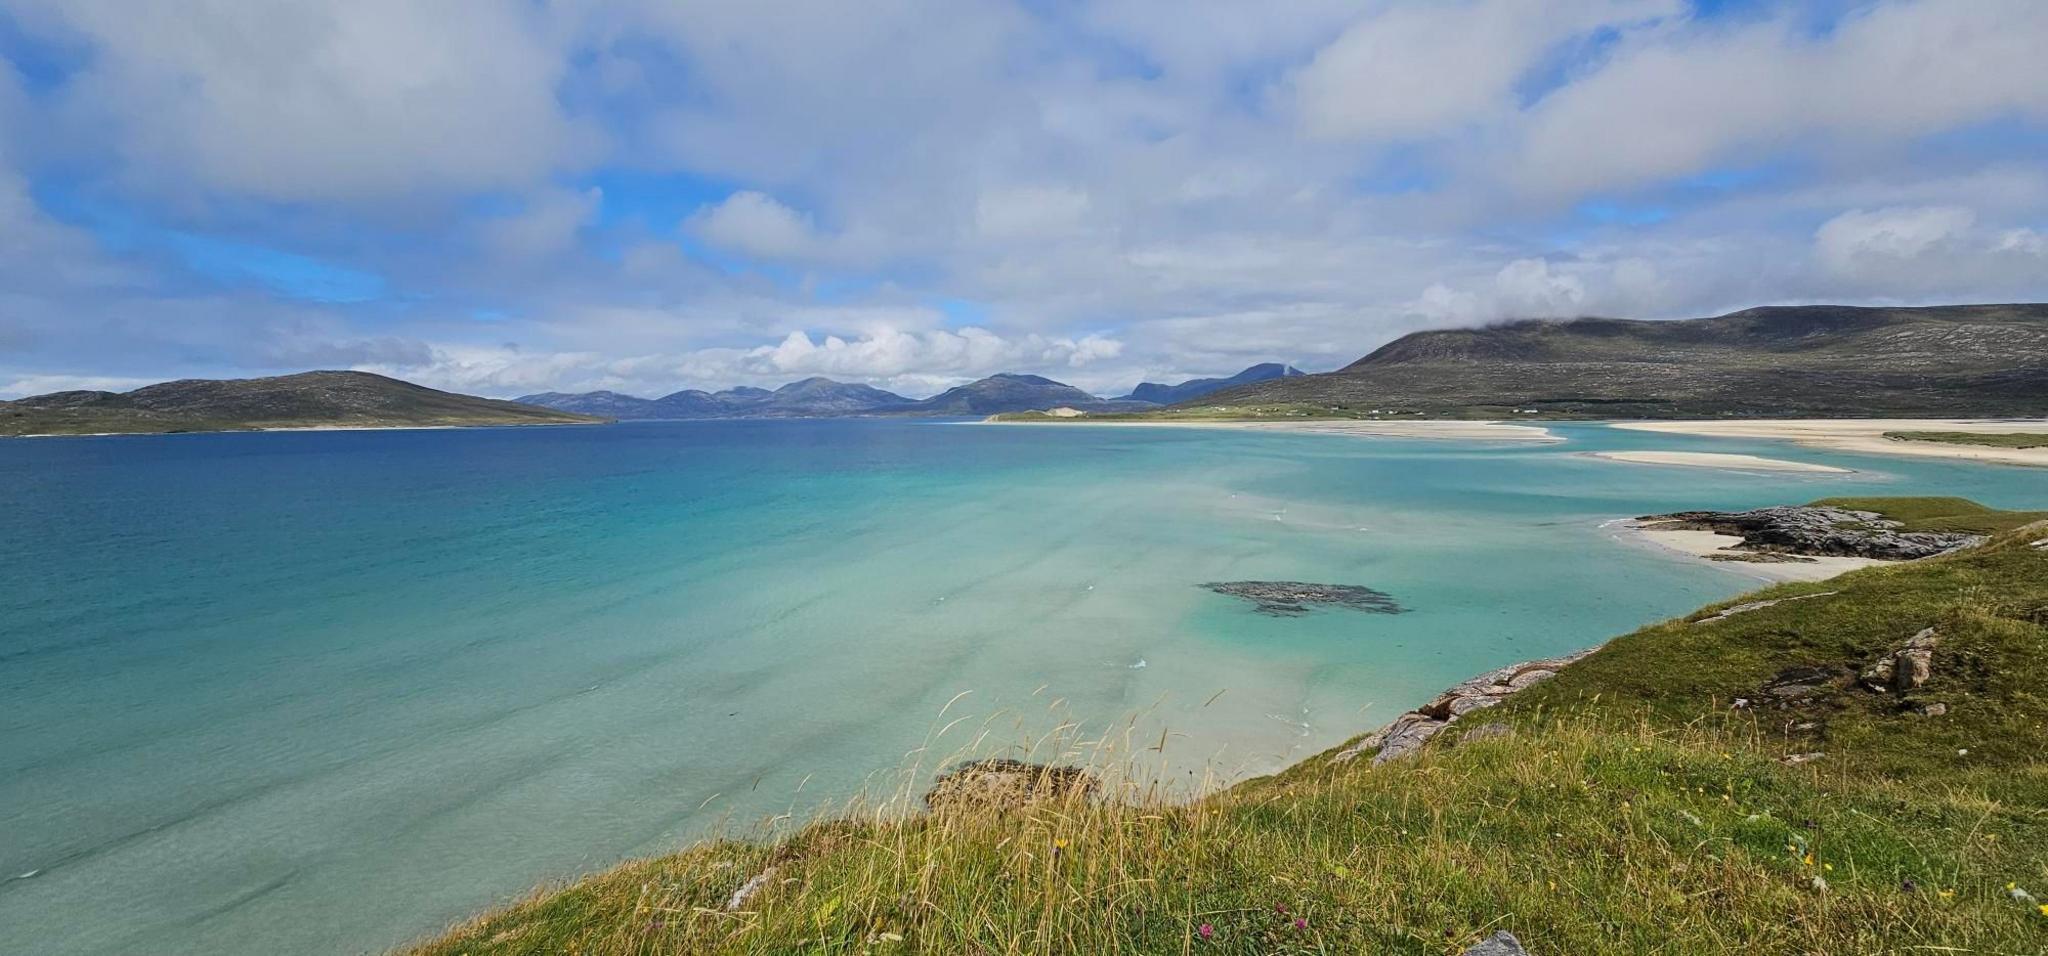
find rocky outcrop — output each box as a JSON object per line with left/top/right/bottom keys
{"left": 1462, "top": 930, "right": 1533, "bottom": 955}
{"left": 1636, "top": 506, "right": 1983, "bottom": 561}
{"left": 1204, "top": 581, "right": 1406, "bottom": 617}
{"left": 1333, "top": 649, "right": 1596, "bottom": 765}
{"left": 1861, "top": 627, "right": 1940, "bottom": 693}
{"left": 924, "top": 759, "right": 1097, "bottom": 810}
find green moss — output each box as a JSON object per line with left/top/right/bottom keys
{"left": 1806, "top": 496, "right": 2048, "bottom": 534}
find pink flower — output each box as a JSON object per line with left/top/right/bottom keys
{"left": 1197, "top": 923, "right": 1214, "bottom": 940}
{"left": 1294, "top": 918, "right": 1308, "bottom": 930}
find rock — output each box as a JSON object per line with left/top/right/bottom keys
{"left": 1761, "top": 666, "right": 1839, "bottom": 702}
{"left": 1638, "top": 506, "right": 1983, "bottom": 561}
{"left": 1918, "top": 702, "right": 1949, "bottom": 717}
{"left": 1781, "top": 752, "right": 1826, "bottom": 766}
{"left": 725, "top": 866, "right": 778, "bottom": 911}
{"left": 1462, "top": 930, "right": 1532, "bottom": 956}
{"left": 1696, "top": 591, "right": 1839, "bottom": 624}
{"left": 1372, "top": 714, "right": 1449, "bottom": 765}
{"left": 1334, "top": 648, "right": 1594, "bottom": 765}
{"left": 924, "top": 759, "right": 1097, "bottom": 810}
{"left": 1861, "top": 627, "right": 1939, "bottom": 693}
{"left": 1203, "top": 581, "right": 1405, "bottom": 617}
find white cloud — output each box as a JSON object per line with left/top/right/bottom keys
{"left": 975, "top": 185, "right": 1093, "bottom": 240}
{"left": 686, "top": 191, "right": 829, "bottom": 261}
{"left": 1814, "top": 205, "right": 2048, "bottom": 296}
{"left": 17, "top": 0, "right": 585, "bottom": 202}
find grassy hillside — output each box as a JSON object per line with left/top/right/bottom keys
{"left": 407, "top": 500, "right": 2048, "bottom": 955}
{"left": 1888, "top": 431, "right": 2048, "bottom": 450}
{"left": 1189, "top": 304, "right": 2048, "bottom": 418}
{"left": 0, "top": 371, "right": 603, "bottom": 436}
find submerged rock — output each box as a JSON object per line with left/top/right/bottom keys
{"left": 1637, "top": 505, "right": 1983, "bottom": 561}
{"left": 1203, "top": 581, "right": 1406, "bottom": 617}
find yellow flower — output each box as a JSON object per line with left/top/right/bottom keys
{"left": 1802, "top": 853, "right": 1816, "bottom": 867}
{"left": 1053, "top": 838, "right": 1069, "bottom": 849}
{"left": 2038, "top": 904, "right": 2048, "bottom": 917}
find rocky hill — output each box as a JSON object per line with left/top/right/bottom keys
{"left": 1191, "top": 304, "right": 2048, "bottom": 418}
{"left": 518, "top": 378, "right": 912, "bottom": 419}
{"left": 2, "top": 371, "right": 603, "bottom": 436}
{"left": 880, "top": 373, "right": 1150, "bottom": 416}
{"left": 1118, "top": 362, "right": 1303, "bottom": 404}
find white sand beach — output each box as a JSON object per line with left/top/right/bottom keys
{"left": 986, "top": 418, "right": 1560, "bottom": 442}
{"left": 1611, "top": 419, "right": 2048, "bottom": 468}
{"left": 1586, "top": 450, "right": 1851, "bottom": 474}
{"left": 1607, "top": 519, "right": 1891, "bottom": 583}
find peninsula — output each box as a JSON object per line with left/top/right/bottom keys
{"left": 0, "top": 371, "right": 604, "bottom": 437}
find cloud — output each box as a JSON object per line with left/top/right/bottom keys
{"left": 686, "top": 191, "right": 831, "bottom": 261}
{"left": 1814, "top": 205, "right": 2048, "bottom": 296}
{"left": 16, "top": 0, "right": 586, "bottom": 202}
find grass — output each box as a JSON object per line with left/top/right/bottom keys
{"left": 407, "top": 507, "right": 2048, "bottom": 956}
{"left": 1808, "top": 496, "right": 2048, "bottom": 535}
{"left": 1887, "top": 431, "right": 2048, "bottom": 450}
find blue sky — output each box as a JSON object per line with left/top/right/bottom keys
{"left": 0, "top": 0, "right": 2044, "bottom": 398}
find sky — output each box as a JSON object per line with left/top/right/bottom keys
{"left": 0, "top": 0, "right": 2045, "bottom": 400}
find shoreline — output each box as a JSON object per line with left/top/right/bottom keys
{"left": 1602, "top": 517, "right": 1892, "bottom": 583}
{"left": 7, "top": 419, "right": 606, "bottom": 440}
{"left": 1584, "top": 450, "right": 1851, "bottom": 474}
{"left": 1611, "top": 419, "right": 2048, "bottom": 468}
{"left": 982, "top": 418, "right": 1561, "bottom": 442}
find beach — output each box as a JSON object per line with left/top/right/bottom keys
{"left": 1586, "top": 450, "right": 1852, "bottom": 474}
{"left": 1605, "top": 518, "right": 1891, "bottom": 583}
{"left": 985, "top": 418, "right": 1560, "bottom": 442}
{"left": 1611, "top": 419, "right": 2048, "bottom": 467}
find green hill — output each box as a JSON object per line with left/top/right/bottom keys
{"left": 1188, "top": 304, "right": 2048, "bottom": 418}
{"left": 407, "top": 500, "right": 2048, "bottom": 955}
{"left": 0, "top": 371, "right": 605, "bottom": 437}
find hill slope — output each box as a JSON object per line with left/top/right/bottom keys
{"left": 410, "top": 503, "right": 2048, "bottom": 955}
{"left": 1118, "top": 362, "right": 1304, "bottom": 404}
{"left": 1194, "top": 304, "right": 2048, "bottom": 418}
{"left": 2, "top": 371, "right": 603, "bottom": 436}
{"left": 881, "top": 373, "right": 1151, "bottom": 416}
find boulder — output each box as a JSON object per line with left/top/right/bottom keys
{"left": 1462, "top": 930, "right": 1533, "bottom": 955}
{"left": 1861, "top": 627, "right": 1939, "bottom": 693}
{"left": 924, "top": 759, "right": 1097, "bottom": 810}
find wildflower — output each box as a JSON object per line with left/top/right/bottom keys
{"left": 1294, "top": 918, "right": 1308, "bottom": 931}
{"left": 2038, "top": 904, "right": 2048, "bottom": 917}
{"left": 1197, "top": 923, "right": 1215, "bottom": 940}
{"left": 1802, "top": 853, "right": 1815, "bottom": 867}
{"left": 1273, "top": 903, "right": 1288, "bottom": 915}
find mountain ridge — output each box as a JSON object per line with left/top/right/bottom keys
{"left": 1190, "top": 303, "right": 2048, "bottom": 418}
{"left": 2, "top": 371, "right": 603, "bottom": 437}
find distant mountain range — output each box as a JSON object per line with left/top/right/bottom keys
{"left": 517, "top": 365, "right": 1293, "bottom": 419}
{"left": 1, "top": 371, "right": 602, "bottom": 437}
{"left": 1187, "top": 304, "right": 2048, "bottom": 418}
{"left": 1117, "top": 362, "right": 1303, "bottom": 404}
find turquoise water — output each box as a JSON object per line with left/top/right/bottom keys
{"left": 1, "top": 420, "right": 2041, "bottom": 954}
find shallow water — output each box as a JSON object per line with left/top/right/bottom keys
{"left": 1, "top": 420, "right": 2041, "bottom": 954}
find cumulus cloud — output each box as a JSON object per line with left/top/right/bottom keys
{"left": 1, "top": 0, "right": 2046, "bottom": 399}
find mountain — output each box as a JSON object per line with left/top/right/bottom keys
{"left": 1117, "top": 362, "right": 1304, "bottom": 404}
{"left": 517, "top": 377, "right": 911, "bottom": 419}
{"left": 1187, "top": 304, "right": 2048, "bottom": 418}
{"left": 881, "top": 373, "right": 1149, "bottom": 416}
{"left": 2, "top": 371, "right": 604, "bottom": 437}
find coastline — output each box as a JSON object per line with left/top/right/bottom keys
{"left": 1611, "top": 419, "right": 2048, "bottom": 468}
{"left": 1584, "top": 450, "right": 1851, "bottom": 474}
{"left": 1602, "top": 516, "right": 1891, "bottom": 583}
{"left": 8, "top": 419, "right": 607, "bottom": 439}
{"left": 981, "top": 418, "right": 1561, "bottom": 442}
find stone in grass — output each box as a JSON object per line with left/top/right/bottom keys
{"left": 1203, "top": 581, "right": 1406, "bottom": 617}
{"left": 1462, "top": 930, "right": 1533, "bottom": 955}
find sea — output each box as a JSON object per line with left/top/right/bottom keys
{"left": 2, "top": 419, "right": 2041, "bottom": 954}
